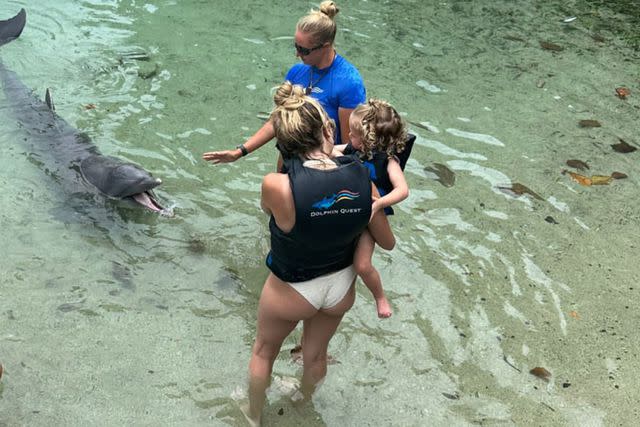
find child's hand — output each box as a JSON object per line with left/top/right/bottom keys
{"left": 370, "top": 197, "right": 383, "bottom": 221}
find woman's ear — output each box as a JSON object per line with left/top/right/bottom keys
{"left": 323, "top": 120, "right": 335, "bottom": 141}
{"left": 321, "top": 125, "right": 334, "bottom": 154}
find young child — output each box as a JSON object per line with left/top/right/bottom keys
{"left": 334, "top": 99, "right": 411, "bottom": 318}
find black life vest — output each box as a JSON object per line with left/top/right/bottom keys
{"left": 266, "top": 154, "right": 372, "bottom": 282}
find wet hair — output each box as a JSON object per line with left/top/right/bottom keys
{"left": 271, "top": 81, "right": 335, "bottom": 158}
{"left": 353, "top": 99, "right": 407, "bottom": 160}
{"left": 297, "top": 1, "right": 340, "bottom": 46}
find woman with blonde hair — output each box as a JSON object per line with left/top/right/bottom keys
{"left": 203, "top": 1, "right": 365, "bottom": 165}
{"left": 242, "top": 82, "right": 393, "bottom": 426}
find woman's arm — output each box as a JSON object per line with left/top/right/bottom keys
{"left": 203, "top": 120, "right": 276, "bottom": 164}
{"left": 338, "top": 107, "right": 354, "bottom": 145}
{"left": 372, "top": 158, "right": 409, "bottom": 215}
{"left": 367, "top": 184, "right": 395, "bottom": 250}
{"left": 261, "top": 173, "right": 295, "bottom": 232}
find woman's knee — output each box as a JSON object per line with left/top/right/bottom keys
{"left": 303, "top": 350, "right": 328, "bottom": 366}
{"left": 252, "top": 338, "right": 281, "bottom": 362}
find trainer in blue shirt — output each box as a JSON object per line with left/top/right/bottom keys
{"left": 285, "top": 52, "right": 365, "bottom": 145}
{"left": 203, "top": 1, "right": 365, "bottom": 166}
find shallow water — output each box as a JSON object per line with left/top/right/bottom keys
{"left": 1, "top": 1, "right": 639, "bottom": 425}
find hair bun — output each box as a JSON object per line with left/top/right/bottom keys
{"left": 273, "top": 81, "right": 306, "bottom": 110}
{"left": 319, "top": 1, "right": 339, "bottom": 19}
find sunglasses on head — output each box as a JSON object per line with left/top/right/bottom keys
{"left": 294, "top": 42, "right": 324, "bottom": 56}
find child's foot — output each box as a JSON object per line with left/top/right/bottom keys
{"left": 376, "top": 297, "right": 392, "bottom": 318}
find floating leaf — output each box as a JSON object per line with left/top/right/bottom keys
{"left": 615, "top": 87, "right": 630, "bottom": 99}
{"left": 562, "top": 170, "right": 592, "bottom": 186}
{"left": 569, "top": 310, "right": 580, "bottom": 319}
{"left": 590, "top": 175, "right": 613, "bottom": 185}
{"left": 84, "top": 103, "right": 96, "bottom": 110}
{"left": 579, "top": 119, "right": 601, "bottom": 128}
{"left": 530, "top": 367, "right": 552, "bottom": 381}
{"left": 611, "top": 138, "right": 637, "bottom": 153}
{"left": 611, "top": 172, "right": 628, "bottom": 179}
{"left": 497, "top": 183, "right": 543, "bottom": 200}
{"left": 425, "top": 163, "right": 455, "bottom": 187}
{"left": 566, "top": 159, "right": 589, "bottom": 171}
{"left": 562, "top": 170, "right": 617, "bottom": 186}
{"left": 540, "top": 41, "right": 563, "bottom": 51}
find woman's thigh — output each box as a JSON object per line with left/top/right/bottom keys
{"left": 253, "top": 274, "right": 319, "bottom": 358}
{"left": 256, "top": 273, "right": 318, "bottom": 336}
{"left": 302, "top": 283, "right": 356, "bottom": 357}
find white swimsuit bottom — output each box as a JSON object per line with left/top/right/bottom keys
{"left": 287, "top": 265, "right": 356, "bottom": 309}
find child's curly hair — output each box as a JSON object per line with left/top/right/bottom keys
{"left": 352, "top": 99, "right": 407, "bottom": 160}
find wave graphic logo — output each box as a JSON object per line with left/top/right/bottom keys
{"left": 311, "top": 190, "right": 360, "bottom": 210}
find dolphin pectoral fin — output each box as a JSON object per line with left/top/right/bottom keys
{"left": 0, "top": 8, "right": 26, "bottom": 47}
{"left": 45, "top": 88, "right": 55, "bottom": 111}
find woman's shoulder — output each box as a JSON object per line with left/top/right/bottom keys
{"left": 331, "top": 55, "right": 364, "bottom": 100}
{"left": 285, "top": 63, "right": 309, "bottom": 81}
{"left": 263, "top": 172, "right": 290, "bottom": 190}
{"left": 333, "top": 54, "right": 361, "bottom": 76}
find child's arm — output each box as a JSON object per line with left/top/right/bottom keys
{"left": 372, "top": 158, "right": 409, "bottom": 215}
{"left": 331, "top": 144, "right": 348, "bottom": 157}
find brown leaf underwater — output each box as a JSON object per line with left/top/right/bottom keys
{"left": 530, "top": 367, "right": 552, "bottom": 381}
{"left": 425, "top": 163, "right": 455, "bottom": 187}
{"left": 615, "top": 87, "right": 630, "bottom": 99}
{"left": 566, "top": 159, "right": 589, "bottom": 171}
{"left": 579, "top": 119, "right": 601, "bottom": 128}
{"left": 611, "top": 138, "right": 637, "bottom": 153}
{"left": 562, "top": 170, "right": 624, "bottom": 186}
{"left": 563, "top": 170, "right": 592, "bottom": 186}
{"left": 611, "top": 172, "right": 628, "bottom": 179}
{"left": 539, "top": 41, "right": 563, "bottom": 51}
{"left": 497, "top": 183, "right": 543, "bottom": 200}
{"left": 590, "top": 175, "right": 613, "bottom": 185}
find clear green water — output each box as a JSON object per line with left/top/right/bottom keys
{"left": 1, "top": 1, "right": 639, "bottom": 426}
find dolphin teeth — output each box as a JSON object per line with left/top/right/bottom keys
{"left": 133, "top": 192, "right": 162, "bottom": 212}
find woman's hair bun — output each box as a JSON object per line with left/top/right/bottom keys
{"left": 273, "top": 81, "right": 306, "bottom": 110}
{"left": 319, "top": 1, "right": 339, "bottom": 19}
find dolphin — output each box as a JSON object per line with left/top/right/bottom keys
{"left": 0, "top": 9, "right": 166, "bottom": 213}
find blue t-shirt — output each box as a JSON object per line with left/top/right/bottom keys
{"left": 285, "top": 54, "right": 365, "bottom": 144}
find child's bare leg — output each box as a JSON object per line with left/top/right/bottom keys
{"left": 354, "top": 229, "right": 392, "bottom": 318}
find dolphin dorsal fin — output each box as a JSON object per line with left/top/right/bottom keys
{"left": 45, "top": 88, "right": 55, "bottom": 111}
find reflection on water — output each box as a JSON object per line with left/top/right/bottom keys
{"left": 1, "top": 0, "right": 639, "bottom": 425}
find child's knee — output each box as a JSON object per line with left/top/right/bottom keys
{"left": 354, "top": 258, "right": 373, "bottom": 276}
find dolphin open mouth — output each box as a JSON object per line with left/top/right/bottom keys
{"left": 132, "top": 190, "right": 164, "bottom": 213}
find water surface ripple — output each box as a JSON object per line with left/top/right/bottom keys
{"left": 1, "top": 1, "right": 638, "bottom": 425}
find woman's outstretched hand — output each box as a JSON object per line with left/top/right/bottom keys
{"left": 202, "top": 148, "right": 242, "bottom": 164}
